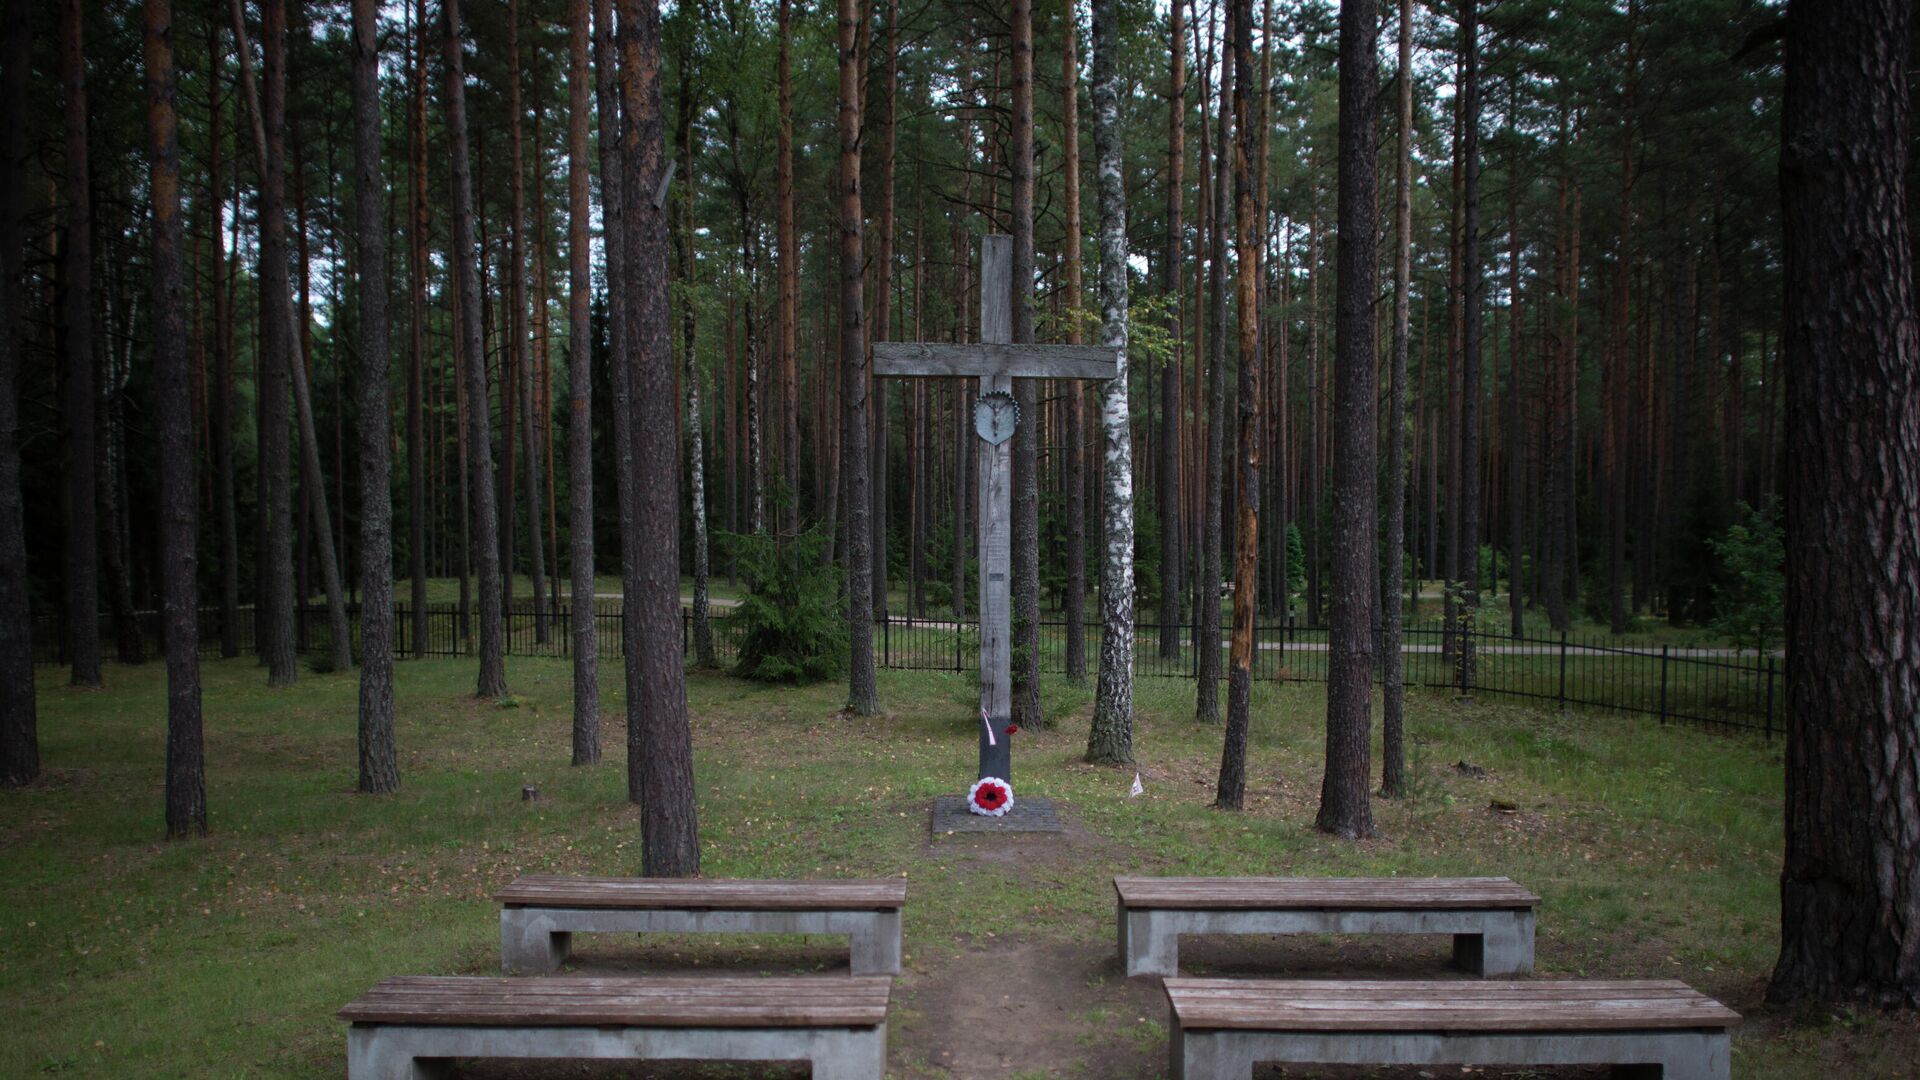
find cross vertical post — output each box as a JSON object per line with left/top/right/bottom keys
{"left": 977, "top": 235, "right": 1013, "bottom": 781}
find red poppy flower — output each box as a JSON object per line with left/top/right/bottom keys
{"left": 967, "top": 777, "right": 1013, "bottom": 817}
{"left": 1005, "top": 723, "right": 1020, "bottom": 735}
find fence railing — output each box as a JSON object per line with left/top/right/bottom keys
{"left": 33, "top": 604, "right": 1779, "bottom": 738}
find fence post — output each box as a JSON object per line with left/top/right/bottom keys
{"left": 1764, "top": 655, "right": 1776, "bottom": 741}
{"left": 1558, "top": 631, "right": 1568, "bottom": 709}
{"left": 1658, "top": 644, "right": 1670, "bottom": 725}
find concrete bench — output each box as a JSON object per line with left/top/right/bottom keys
{"left": 339, "top": 974, "right": 890, "bottom": 1080}
{"left": 1114, "top": 876, "right": 1538, "bottom": 977}
{"left": 497, "top": 875, "right": 907, "bottom": 975}
{"left": 1164, "top": 977, "right": 1739, "bottom": 1080}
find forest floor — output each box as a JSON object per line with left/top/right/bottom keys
{"left": 3, "top": 657, "right": 1901, "bottom": 1079}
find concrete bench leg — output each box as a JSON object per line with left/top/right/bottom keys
{"left": 1170, "top": 1026, "right": 1252, "bottom": 1080}
{"left": 849, "top": 910, "right": 902, "bottom": 975}
{"left": 1615, "top": 1032, "right": 1728, "bottom": 1080}
{"left": 1451, "top": 910, "right": 1535, "bottom": 977}
{"left": 346, "top": 1028, "right": 451, "bottom": 1080}
{"left": 809, "top": 1023, "right": 888, "bottom": 1080}
{"left": 500, "top": 908, "right": 572, "bottom": 975}
{"left": 1123, "top": 909, "right": 1178, "bottom": 977}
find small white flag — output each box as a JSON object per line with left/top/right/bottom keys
{"left": 1129, "top": 772, "right": 1144, "bottom": 798}
{"left": 982, "top": 708, "right": 996, "bottom": 747}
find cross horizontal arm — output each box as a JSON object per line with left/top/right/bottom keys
{"left": 872, "top": 342, "right": 1119, "bottom": 381}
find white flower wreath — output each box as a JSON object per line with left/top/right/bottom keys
{"left": 967, "top": 776, "right": 1014, "bottom": 817}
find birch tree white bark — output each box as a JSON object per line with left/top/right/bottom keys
{"left": 1085, "top": 0, "right": 1134, "bottom": 765}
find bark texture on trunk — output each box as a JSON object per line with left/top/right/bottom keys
{"left": 870, "top": 0, "right": 899, "bottom": 620}
{"left": 350, "top": 0, "right": 397, "bottom": 795}
{"left": 0, "top": 0, "right": 36, "bottom": 786}
{"left": 1769, "top": 0, "right": 1920, "bottom": 1007}
{"left": 1010, "top": 0, "right": 1042, "bottom": 729}
{"left": 1456, "top": 0, "right": 1483, "bottom": 678}
{"left": 147, "top": 0, "right": 206, "bottom": 834}
{"left": 595, "top": 0, "right": 630, "bottom": 762}
{"left": 508, "top": 0, "right": 550, "bottom": 643}
{"left": 61, "top": 0, "right": 101, "bottom": 688}
{"left": 1084, "top": 0, "right": 1135, "bottom": 767}
{"left": 1158, "top": 0, "right": 1184, "bottom": 662}
{"left": 1380, "top": 0, "right": 1413, "bottom": 799}
{"left": 1062, "top": 0, "right": 1087, "bottom": 687}
{"left": 566, "top": 0, "right": 599, "bottom": 764}
{"left": 617, "top": 0, "right": 701, "bottom": 875}
{"left": 1194, "top": 2, "right": 1233, "bottom": 726}
{"left": 407, "top": 0, "right": 429, "bottom": 657}
{"left": 1316, "top": 0, "right": 1378, "bottom": 840}
{"left": 442, "top": 0, "right": 508, "bottom": 698}
{"left": 839, "top": 0, "right": 877, "bottom": 716}
{"left": 208, "top": 18, "right": 240, "bottom": 660}
{"left": 777, "top": 0, "right": 799, "bottom": 537}
{"left": 1216, "top": 0, "right": 1260, "bottom": 811}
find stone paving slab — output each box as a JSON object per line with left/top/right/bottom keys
{"left": 930, "top": 795, "right": 1063, "bottom": 836}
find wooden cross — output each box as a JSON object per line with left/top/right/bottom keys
{"left": 874, "top": 235, "right": 1118, "bottom": 784}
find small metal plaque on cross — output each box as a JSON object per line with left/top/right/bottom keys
{"left": 973, "top": 390, "right": 1020, "bottom": 446}
{"left": 873, "top": 235, "right": 1119, "bottom": 788}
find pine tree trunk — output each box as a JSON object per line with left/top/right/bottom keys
{"left": 1158, "top": 0, "right": 1185, "bottom": 662}
{"left": 1009, "top": 0, "right": 1043, "bottom": 729}
{"left": 206, "top": 17, "right": 240, "bottom": 659}
{"left": 1216, "top": 0, "right": 1261, "bottom": 810}
{"left": 1062, "top": 2, "right": 1087, "bottom": 686}
{"left": 1607, "top": 3, "right": 1636, "bottom": 636}
{"left": 739, "top": 185, "right": 763, "bottom": 535}
{"left": 442, "top": 0, "right": 508, "bottom": 698}
{"left": 0, "top": 0, "right": 33, "bottom": 786}
{"left": 596, "top": 0, "right": 638, "bottom": 756}
{"left": 839, "top": 0, "right": 877, "bottom": 716}
{"left": 146, "top": 0, "right": 205, "bottom": 832}
{"left": 101, "top": 258, "right": 141, "bottom": 667}
{"left": 60, "top": 0, "right": 102, "bottom": 688}
{"left": 616, "top": 0, "right": 700, "bottom": 875}
{"left": 1507, "top": 125, "right": 1524, "bottom": 637}
{"left": 507, "top": 0, "right": 549, "bottom": 643}
{"left": 1195, "top": 3, "right": 1233, "bottom": 725}
{"left": 777, "top": 0, "right": 799, "bottom": 537}
{"left": 871, "top": 0, "right": 899, "bottom": 619}
{"left": 952, "top": 182, "right": 972, "bottom": 621}
{"left": 566, "top": 0, "right": 599, "bottom": 764}
{"left": 244, "top": 0, "right": 296, "bottom": 684}
{"left": 350, "top": 0, "right": 397, "bottom": 794}
{"left": 1316, "top": 0, "right": 1378, "bottom": 839}
{"left": 1457, "top": 0, "right": 1483, "bottom": 680}
{"left": 1379, "top": 0, "right": 1413, "bottom": 799}
{"left": 1084, "top": 0, "right": 1135, "bottom": 766}
{"left": 1768, "top": 0, "right": 1920, "bottom": 1006}
{"left": 407, "top": 0, "right": 430, "bottom": 657}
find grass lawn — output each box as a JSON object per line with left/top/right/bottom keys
{"left": 2, "top": 656, "right": 1909, "bottom": 1078}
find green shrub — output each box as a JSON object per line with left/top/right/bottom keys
{"left": 723, "top": 527, "right": 849, "bottom": 684}
{"left": 1709, "top": 498, "right": 1784, "bottom": 654}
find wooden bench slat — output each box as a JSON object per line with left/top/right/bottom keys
{"left": 340, "top": 976, "right": 892, "bottom": 1029}
{"left": 1115, "top": 876, "right": 1539, "bottom": 910}
{"left": 496, "top": 875, "right": 908, "bottom": 910}
{"left": 1164, "top": 979, "right": 1740, "bottom": 1033}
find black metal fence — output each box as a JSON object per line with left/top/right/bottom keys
{"left": 34, "top": 604, "right": 1780, "bottom": 738}
{"left": 864, "top": 614, "right": 1779, "bottom": 737}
